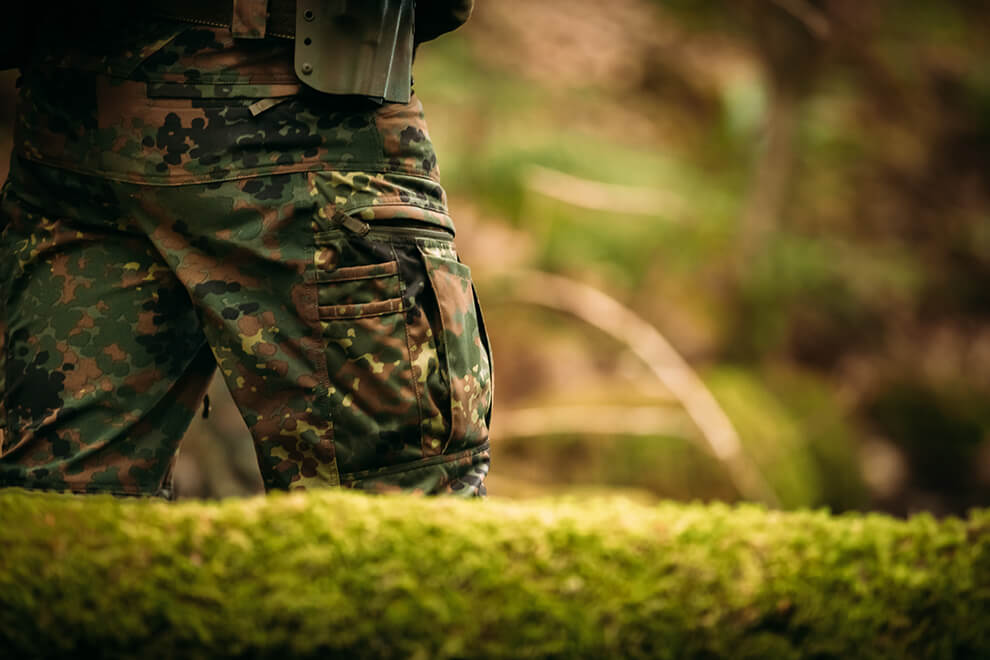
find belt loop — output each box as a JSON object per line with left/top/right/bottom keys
{"left": 232, "top": 0, "right": 270, "bottom": 39}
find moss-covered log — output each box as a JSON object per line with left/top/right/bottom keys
{"left": 1, "top": 490, "right": 988, "bottom": 659}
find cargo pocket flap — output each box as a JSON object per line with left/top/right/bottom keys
{"left": 421, "top": 252, "right": 493, "bottom": 450}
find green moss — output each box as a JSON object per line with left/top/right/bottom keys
{"left": 1, "top": 489, "right": 987, "bottom": 659}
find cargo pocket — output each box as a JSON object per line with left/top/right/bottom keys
{"left": 313, "top": 212, "right": 492, "bottom": 481}
{"left": 315, "top": 240, "right": 427, "bottom": 474}
{"left": 420, "top": 248, "right": 493, "bottom": 455}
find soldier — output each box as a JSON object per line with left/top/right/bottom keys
{"left": 0, "top": 1, "right": 493, "bottom": 498}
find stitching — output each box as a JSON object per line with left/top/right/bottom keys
{"left": 317, "top": 262, "right": 399, "bottom": 282}
{"left": 421, "top": 249, "right": 459, "bottom": 454}
{"left": 341, "top": 441, "right": 490, "bottom": 480}
{"left": 316, "top": 228, "right": 454, "bottom": 246}
{"left": 18, "top": 154, "right": 439, "bottom": 187}
{"left": 316, "top": 272, "right": 396, "bottom": 284}
{"left": 393, "top": 242, "right": 430, "bottom": 453}
{"left": 342, "top": 199, "right": 450, "bottom": 215}
{"left": 303, "top": 173, "right": 340, "bottom": 486}
{"left": 313, "top": 170, "right": 446, "bottom": 189}
{"left": 0, "top": 483, "right": 166, "bottom": 498}
{"left": 318, "top": 298, "right": 404, "bottom": 320}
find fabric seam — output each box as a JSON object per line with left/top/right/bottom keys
{"left": 392, "top": 242, "right": 431, "bottom": 456}
{"left": 304, "top": 176, "right": 341, "bottom": 486}
{"left": 341, "top": 441, "right": 489, "bottom": 481}
{"left": 0, "top": 483, "right": 165, "bottom": 498}
{"left": 17, "top": 154, "right": 442, "bottom": 187}
{"left": 319, "top": 299, "right": 404, "bottom": 320}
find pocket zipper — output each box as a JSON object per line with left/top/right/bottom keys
{"left": 331, "top": 210, "right": 454, "bottom": 242}
{"left": 331, "top": 210, "right": 372, "bottom": 236}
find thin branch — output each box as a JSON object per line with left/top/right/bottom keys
{"left": 768, "top": 0, "right": 831, "bottom": 40}
{"left": 497, "top": 269, "right": 781, "bottom": 506}
{"left": 496, "top": 405, "right": 691, "bottom": 439}
{"left": 523, "top": 165, "right": 686, "bottom": 218}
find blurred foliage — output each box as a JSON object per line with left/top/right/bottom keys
{"left": 2, "top": 1, "right": 988, "bottom": 514}
{"left": 416, "top": 0, "right": 990, "bottom": 514}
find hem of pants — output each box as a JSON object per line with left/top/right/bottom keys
{"left": 339, "top": 441, "right": 490, "bottom": 482}
{"left": 0, "top": 482, "right": 169, "bottom": 499}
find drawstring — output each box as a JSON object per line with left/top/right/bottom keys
{"left": 202, "top": 394, "right": 211, "bottom": 420}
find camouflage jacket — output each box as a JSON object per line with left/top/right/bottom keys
{"left": 0, "top": 1, "right": 474, "bottom": 71}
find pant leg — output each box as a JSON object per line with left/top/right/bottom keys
{"left": 3, "top": 61, "right": 492, "bottom": 496}
{"left": 129, "top": 171, "right": 492, "bottom": 495}
{"left": 131, "top": 172, "right": 338, "bottom": 492}
{"left": 0, "top": 158, "right": 215, "bottom": 496}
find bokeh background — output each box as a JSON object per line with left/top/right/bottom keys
{"left": 2, "top": 0, "right": 988, "bottom": 515}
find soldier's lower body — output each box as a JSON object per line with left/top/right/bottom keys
{"left": 0, "top": 120, "right": 492, "bottom": 498}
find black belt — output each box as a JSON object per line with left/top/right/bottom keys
{"left": 150, "top": 0, "right": 298, "bottom": 39}
{"left": 146, "top": 0, "right": 415, "bottom": 103}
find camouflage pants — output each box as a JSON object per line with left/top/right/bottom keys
{"left": 0, "top": 74, "right": 492, "bottom": 497}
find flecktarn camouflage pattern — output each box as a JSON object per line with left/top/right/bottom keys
{"left": 0, "top": 21, "right": 492, "bottom": 497}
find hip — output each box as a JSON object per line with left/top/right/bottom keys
{"left": 12, "top": 67, "right": 448, "bottom": 223}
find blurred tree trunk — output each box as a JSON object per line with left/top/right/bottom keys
{"left": 737, "top": 0, "right": 829, "bottom": 261}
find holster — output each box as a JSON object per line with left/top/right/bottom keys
{"left": 6, "top": 0, "right": 470, "bottom": 102}
{"left": 294, "top": 0, "right": 415, "bottom": 104}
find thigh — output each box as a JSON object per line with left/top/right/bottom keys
{"left": 132, "top": 172, "right": 493, "bottom": 495}
{"left": 0, "top": 160, "right": 213, "bottom": 496}
{"left": 134, "top": 173, "right": 337, "bottom": 492}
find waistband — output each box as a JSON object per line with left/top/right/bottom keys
{"left": 14, "top": 70, "right": 444, "bottom": 189}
